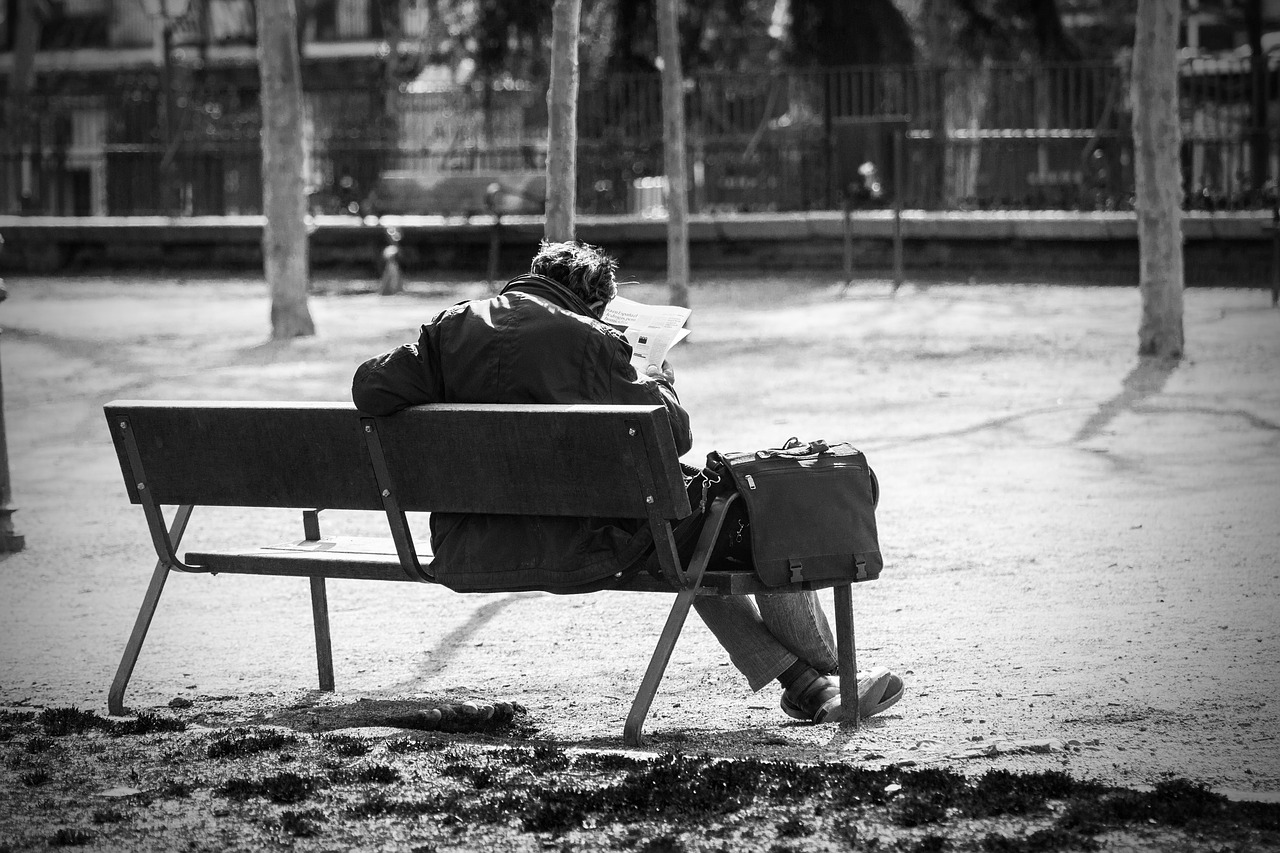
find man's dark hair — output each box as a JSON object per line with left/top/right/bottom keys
{"left": 530, "top": 240, "right": 618, "bottom": 313}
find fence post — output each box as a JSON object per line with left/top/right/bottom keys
{"left": 893, "top": 122, "right": 905, "bottom": 293}
{"left": 0, "top": 238, "right": 24, "bottom": 553}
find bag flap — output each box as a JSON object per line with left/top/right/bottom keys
{"left": 711, "top": 440, "right": 878, "bottom": 563}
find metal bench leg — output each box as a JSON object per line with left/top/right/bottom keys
{"left": 624, "top": 586, "right": 699, "bottom": 747}
{"left": 109, "top": 562, "right": 171, "bottom": 716}
{"left": 310, "top": 577, "right": 335, "bottom": 692}
{"left": 834, "top": 583, "right": 859, "bottom": 730}
{"left": 109, "top": 505, "right": 194, "bottom": 716}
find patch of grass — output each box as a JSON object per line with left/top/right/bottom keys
{"left": 206, "top": 727, "right": 299, "bottom": 760}
{"left": 776, "top": 815, "right": 812, "bottom": 837}
{"left": 29, "top": 707, "right": 185, "bottom": 739}
{"left": 158, "top": 778, "right": 195, "bottom": 798}
{"left": 965, "top": 770, "right": 1091, "bottom": 819}
{"left": 981, "top": 828, "right": 1100, "bottom": 852}
{"left": 1060, "top": 778, "right": 1228, "bottom": 833}
{"left": 328, "top": 763, "right": 401, "bottom": 784}
{"left": 905, "top": 835, "right": 952, "bottom": 853}
{"left": 385, "top": 736, "right": 448, "bottom": 754}
{"left": 492, "top": 744, "right": 571, "bottom": 774}
{"left": 825, "top": 768, "right": 903, "bottom": 809}
{"left": 890, "top": 768, "right": 968, "bottom": 827}
{"left": 37, "top": 708, "right": 102, "bottom": 737}
{"left": 280, "top": 807, "right": 326, "bottom": 838}
{"left": 573, "top": 752, "right": 646, "bottom": 773}
{"left": 109, "top": 713, "right": 186, "bottom": 736}
{"left": 0, "top": 710, "right": 35, "bottom": 727}
{"left": 904, "top": 767, "right": 968, "bottom": 797}
{"left": 48, "top": 828, "right": 93, "bottom": 847}
{"left": 216, "top": 771, "right": 316, "bottom": 804}
{"left": 449, "top": 764, "right": 500, "bottom": 790}
{"left": 215, "top": 776, "right": 260, "bottom": 801}
{"left": 323, "top": 733, "right": 371, "bottom": 757}
{"left": 91, "top": 808, "right": 129, "bottom": 825}
{"left": 25, "top": 735, "right": 54, "bottom": 754}
{"left": 767, "top": 760, "right": 835, "bottom": 799}
{"left": 894, "top": 790, "right": 952, "bottom": 827}
{"left": 20, "top": 769, "right": 50, "bottom": 787}
{"left": 520, "top": 753, "right": 763, "bottom": 833}
{"left": 638, "top": 833, "right": 685, "bottom": 853}
{"left": 345, "top": 791, "right": 440, "bottom": 819}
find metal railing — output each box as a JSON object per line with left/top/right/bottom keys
{"left": 2, "top": 60, "right": 1277, "bottom": 217}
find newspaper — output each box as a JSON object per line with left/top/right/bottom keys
{"left": 601, "top": 295, "right": 692, "bottom": 372}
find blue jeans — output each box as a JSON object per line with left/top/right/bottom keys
{"left": 693, "top": 591, "right": 839, "bottom": 692}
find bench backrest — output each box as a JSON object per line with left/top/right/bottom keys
{"left": 105, "top": 401, "right": 690, "bottom": 520}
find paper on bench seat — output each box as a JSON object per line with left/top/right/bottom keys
{"left": 185, "top": 535, "right": 433, "bottom": 582}
{"left": 262, "top": 536, "right": 407, "bottom": 556}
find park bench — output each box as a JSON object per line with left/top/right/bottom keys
{"left": 104, "top": 400, "right": 871, "bottom": 745}
{"left": 363, "top": 171, "right": 546, "bottom": 217}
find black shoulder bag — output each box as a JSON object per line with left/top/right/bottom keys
{"left": 699, "top": 437, "right": 883, "bottom": 586}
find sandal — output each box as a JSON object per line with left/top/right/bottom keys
{"left": 847, "top": 666, "right": 904, "bottom": 719}
{"left": 781, "top": 667, "right": 903, "bottom": 723}
{"left": 780, "top": 667, "right": 843, "bottom": 723}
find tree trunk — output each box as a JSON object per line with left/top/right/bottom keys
{"left": 1245, "top": 0, "right": 1269, "bottom": 198}
{"left": 4, "top": 0, "right": 43, "bottom": 212}
{"left": 545, "top": 0, "right": 581, "bottom": 242}
{"left": 656, "top": 0, "right": 690, "bottom": 309}
{"left": 256, "top": 0, "right": 316, "bottom": 339}
{"left": 1131, "top": 0, "right": 1184, "bottom": 359}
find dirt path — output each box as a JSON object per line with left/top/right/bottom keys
{"left": 1, "top": 273, "right": 1277, "bottom": 804}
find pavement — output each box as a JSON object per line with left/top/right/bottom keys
{"left": 0, "top": 271, "right": 1277, "bottom": 796}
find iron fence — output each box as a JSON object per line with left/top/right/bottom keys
{"left": 2, "top": 60, "right": 1278, "bottom": 217}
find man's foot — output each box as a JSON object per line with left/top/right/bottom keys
{"left": 846, "top": 666, "right": 905, "bottom": 719}
{"left": 780, "top": 666, "right": 904, "bottom": 723}
{"left": 780, "top": 667, "right": 842, "bottom": 723}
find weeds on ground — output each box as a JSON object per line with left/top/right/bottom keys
{"left": 2, "top": 708, "right": 1278, "bottom": 851}
{"left": 206, "top": 727, "right": 298, "bottom": 759}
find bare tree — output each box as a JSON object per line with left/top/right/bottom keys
{"left": 256, "top": 0, "right": 315, "bottom": 339}
{"left": 545, "top": 0, "right": 581, "bottom": 242}
{"left": 656, "top": 0, "right": 689, "bottom": 308}
{"left": 3, "top": 0, "right": 45, "bottom": 213}
{"left": 1131, "top": 0, "right": 1184, "bottom": 359}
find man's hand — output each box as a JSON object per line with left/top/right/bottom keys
{"left": 645, "top": 361, "right": 675, "bottom": 386}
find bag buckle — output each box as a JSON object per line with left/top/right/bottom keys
{"left": 788, "top": 558, "right": 804, "bottom": 583}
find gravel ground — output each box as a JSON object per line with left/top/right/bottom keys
{"left": 0, "top": 272, "right": 1277, "bottom": 847}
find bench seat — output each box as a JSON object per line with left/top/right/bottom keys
{"left": 188, "top": 537, "right": 853, "bottom": 595}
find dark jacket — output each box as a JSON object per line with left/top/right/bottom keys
{"left": 351, "top": 274, "right": 693, "bottom": 593}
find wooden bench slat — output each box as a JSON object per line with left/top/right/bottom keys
{"left": 372, "top": 404, "right": 688, "bottom": 518}
{"left": 260, "top": 536, "right": 420, "bottom": 556}
{"left": 186, "top": 545, "right": 419, "bottom": 583}
{"left": 618, "top": 569, "right": 866, "bottom": 596}
{"left": 190, "top": 535, "right": 852, "bottom": 596}
{"left": 105, "top": 401, "right": 690, "bottom": 520}
{"left": 106, "top": 403, "right": 383, "bottom": 510}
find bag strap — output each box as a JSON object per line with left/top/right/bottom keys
{"left": 754, "top": 437, "right": 831, "bottom": 459}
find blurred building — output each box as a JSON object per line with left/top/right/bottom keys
{"left": 3, "top": 0, "right": 1280, "bottom": 216}
{"left": 0, "top": 0, "right": 430, "bottom": 216}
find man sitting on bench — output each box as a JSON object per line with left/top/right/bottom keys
{"left": 351, "top": 239, "right": 903, "bottom": 723}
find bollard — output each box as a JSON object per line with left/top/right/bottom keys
{"left": 0, "top": 274, "right": 24, "bottom": 553}
{"left": 379, "top": 226, "right": 403, "bottom": 296}
{"left": 486, "top": 182, "right": 503, "bottom": 292}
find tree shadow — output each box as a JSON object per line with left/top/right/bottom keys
{"left": 374, "top": 592, "right": 541, "bottom": 695}
{"left": 1073, "top": 355, "right": 1179, "bottom": 444}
